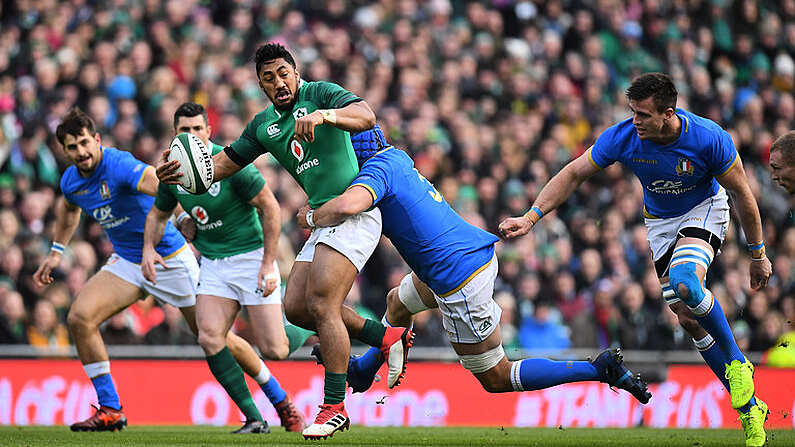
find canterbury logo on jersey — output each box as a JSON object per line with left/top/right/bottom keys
{"left": 267, "top": 124, "right": 280, "bottom": 137}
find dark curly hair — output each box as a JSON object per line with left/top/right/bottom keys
{"left": 56, "top": 107, "right": 96, "bottom": 145}
{"left": 254, "top": 43, "right": 296, "bottom": 76}
{"left": 626, "top": 73, "right": 678, "bottom": 113}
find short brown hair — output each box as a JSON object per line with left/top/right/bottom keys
{"left": 770, "top": 131, "right": 795, "bottom": 163}
{"left": 55, "top": 107, "right": 96, "bottom": 145}
{"left": 626, "top": 72, "right": 678, "bottom": 113}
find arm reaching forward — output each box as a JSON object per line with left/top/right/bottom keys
{"left": 498, "top": 148, "right": 602, "bottom": 239}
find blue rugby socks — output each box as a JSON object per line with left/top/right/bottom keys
{"left": 254, "top": 359, "right": 287, "bottom": 405}
{"left": 510, "top": 358, "right": 600, "bottom": 391}
{"left": 84, "top": 361, "right": 121, "bottom": 410}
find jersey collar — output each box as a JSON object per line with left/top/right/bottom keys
{"left": 272, "top": 78, "right": 305, "bottom": 118}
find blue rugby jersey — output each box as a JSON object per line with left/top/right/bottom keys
{"left": 60, "top": 147, "right": 185, "bottom": 263}
{"left": 589, "top": 108, "right": 738, "bottom": 218}
{"left": 351, "top": 148, "right": 498, "bottom": 296}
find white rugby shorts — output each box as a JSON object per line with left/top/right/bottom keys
{"left": 295, "top": 208, "right": 382, "bottom": 272}
{"left": 435, "top": 255, "right": 501, "bottom": 344}
{"left": 101, "top": 246, "right": 198, "bottom": 308}
{"left": 645, "top": 188, "right": 730, "bottom": 262}
{"left": 197, "top": 248, "right": 281, "bottom": 306}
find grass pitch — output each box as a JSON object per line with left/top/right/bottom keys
{"left": 2, "top": 426, "right": 794, "bottom": 446}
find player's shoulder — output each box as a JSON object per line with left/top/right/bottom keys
{"left": 678, "top": 108, "right": 728, "bottom": 140}
{"left": 59, "top": 165, "right": 80, "bottom": 194}
{"left": 363, "top": 148, "right": 409, "bottom": 172}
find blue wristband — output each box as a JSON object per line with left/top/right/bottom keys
{"left": 51, "top": 242, "right": 65, "bottom": 254}
{"left": 530, "top": 206, "right": 543, "bottom": 219}
{"left": 748, "top": 242, "right": 765, "bottom": 252}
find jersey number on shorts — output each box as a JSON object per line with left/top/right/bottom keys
{"left": 414, "top": 168, "right": 443, "bottom": 203}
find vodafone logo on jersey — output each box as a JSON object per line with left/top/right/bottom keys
{"left": 291, "top": 140, "right": 304, "bottom": 162}
{"left": 191, "top": 206, "right": 209, "bottom": 224}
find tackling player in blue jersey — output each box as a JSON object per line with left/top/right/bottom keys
{"left": 33, "top": 108, "right": 294, "bottom": 433}
{"left": 298, "top": 125, "right": 651, "bottom": 405}
{"left": 499, "top": 73, "right": 772, "bottom": 447}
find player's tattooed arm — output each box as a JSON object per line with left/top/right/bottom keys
{"left": 499, "top": 148, "right": 600, "bottom": 239}
{"left": 249, "top": 184, "right": 281, "bottom": 296}
{"left": 33, "top": 197, "right": 81, "bottom": 286}
{"left": 294, "top": 101, "right": 376, "bottom": 144}
{"left": 141, "top": 204, "right": 174, "bottom": 284}
{"left": 715, "top": 157, "right": 772, "bottom": 290}
{"left": 296, "top": 186, "right": 374, "bottom": 229}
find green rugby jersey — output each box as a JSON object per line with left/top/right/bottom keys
{"left": 226, "top": 81, "right": 361, "bottom": 208}
{"left": 155, "top": 143, "right": 265, "bottom": 259}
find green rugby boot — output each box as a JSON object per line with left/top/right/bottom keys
{"left": 725, "top": 359, "right": 755, "bottom": 409}
{"left": 739, "top": 398, "right": 768, "bottom": 447}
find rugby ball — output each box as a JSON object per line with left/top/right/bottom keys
{"left": 168, "top": 133, "right": 214, "bottom": 195}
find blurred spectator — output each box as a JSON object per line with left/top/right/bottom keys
{"left": 101, "top": 310, "right": 140, "bottom": 345}
{"left": 26, "top": 299, "right": 69, "bottom": 348}
{"left": 0, "top": 290, "right": 27, "bottom": 344}
{"left": 518, "top": 300, "right": 571, "bottom": 351}
{"left": 144, "top": 304, "right": 195, "bottom": 345}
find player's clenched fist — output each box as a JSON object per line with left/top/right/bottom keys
{"left": 33, "top": 252, "right": 61, "bottom": 287}
{"left": 498, "top": 216, "right": 534, "bottom": 239}
{"left": 293, "top": 111, "right": 325, "bottom": 143}
{"left": 749, "top": 256, "right": 772, "bottom": 290}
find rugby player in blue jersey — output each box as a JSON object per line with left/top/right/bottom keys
{"left": 33, "top": 108, "right": 293, "bottom": 433}
{"left": 298, "top": 125, "right": 652, "bottom": 406}
{"left": 500, "top": 73, "right": 771, "bottom": 446}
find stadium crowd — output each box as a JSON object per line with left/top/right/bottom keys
{"left": 0, "top": 0, "right": 793, "bottom": 362}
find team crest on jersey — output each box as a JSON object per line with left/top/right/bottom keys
{"left": 207, "top": 182, "right": 221, "bottom": 197}
{"left": 191, "top": 206, "right": 209, "bottom": 224}
{"left": 293, "top": 107, "right": 308, "bottom": 120}
{"left": 291, "top": 140, "right": 304, "bottom": 162}
{"left": 676, "top": 158, "right": 694, "bottom": 176}
{"left": 99, "top": 181, "right": 111, "bottom": 199}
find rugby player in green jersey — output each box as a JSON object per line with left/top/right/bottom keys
{"left": 157, "top": 43, "right": 413, "bottom": 439}
{"left": 142, "top": 103, "right": 312, "bottom": 433}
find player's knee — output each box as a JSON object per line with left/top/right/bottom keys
{"left": 197, "top": 327, "right": 225, "bottom": 352}
{"left": 258, "top": 341, "right": 289, "bottom": 360}
{"left": 386, "top": 287, "right": 411, "bottom": 323}
{"left": 669, "top": 262, "right": 704, "bottom": 308}
{"left": 461, "top": 346, "right": 510, "bottom": 393}
{"left": 67, "top": 307, "right": 93, "bottom": 332}
{"left": 305, "top": 292, "right": 337, "bottom": 321}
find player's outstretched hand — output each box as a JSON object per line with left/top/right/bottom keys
{"left": 33, "top": 252, "right": 61, "bottom": 287}
{"left": 498, "top": 216, "right": 534, "bottom": 239}
{"left": 256, "top": 261, "right": 279, "bottom": 297}
{"left": 156, "top": 148, "right": 182, "bottom": 184}
{"left": 294, "top": 111, "right": 324, "bottom": 143}
{"left": 177, "top": 217, "right": 197, "bottom": 242}
{"left": 749, "top": 255, "right": 772, "bottom": 290}
{"left": 296, "top": 205, "right": 312, "bottom": 229}
{"left": 141, "top": 247, "right": 168, "bottom": 284}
